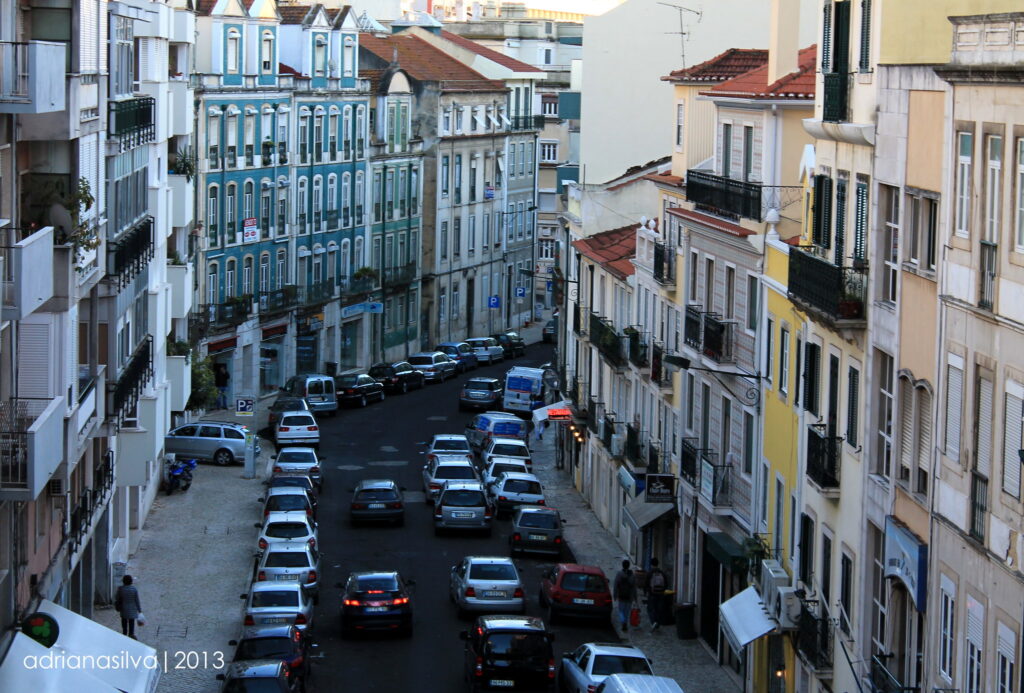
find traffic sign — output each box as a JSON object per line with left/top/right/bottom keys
{"left": 546, "top": 281, "right": 553, "bottom": 292}
{"left": 236, "top": 396, "right": 255, "bottom": 416}
{"left": 488, "top": 295, "right": 500, "bottom": 309}
{"left": 515, "top": 287, "right": 526, "bottom": 298}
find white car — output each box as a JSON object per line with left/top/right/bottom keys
{"left": 481, "top": 457, "right": 529, "bottom": 488}
{"left": 240, "top": 580, "right": 315, "bottom": 631}
{"left": 274, "top": 410, "right": 320, "bottom": 449}
{"left": 559, "top": 643, "right": 654, "bottom": 693}
{"left": 423, "top": 434, "right": 475, "bottom": 465}
{"left": 487, "top": 471, "right": 545, "bottom": 517}
{"left": 272, "top": 447, "right": 323, "bottom": 491}
{"left": 465, "top": 337, "right": 504, "bottom": 365}
{"left": 256, "top": 511, "right": 318, "bottom": 553}
{"left": 481, "top": 437, "right": 533, "bottom": 471}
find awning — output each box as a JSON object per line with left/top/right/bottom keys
{"left": 531, "top": 400, "right": 570, "bottom": 425}
{"left": 0, "top": 633, "right": 119, "bottom": 692}
{"left": 623, "top": 494, "right": 674, "bottom": 531}
{"left": 884, "top": 516, "right": 928, "bottom": 612}
{"left": 719, "top": 586, "right": 775, "bottom": 653}
{"left": 705, "top": 531, "right": 748, "bottom": 573}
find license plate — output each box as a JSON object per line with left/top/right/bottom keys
{"left": 365, "top": 606, "right": 387, "bottom": 613}
{"left": 528, "top": 534, "right": 547, "bottom": 541}
{"left": 490, "top": 680, "right": 514, "bottom": 687}
{"left": 262, "top": 617, "right": 287, "bottom": 623}
{"left": 368, "top": 503, "right": 385, "bottom": 509}
{"left": 277, "top": 574, "right": 299, "bottom": 581}
{"left": 483, "top": 590, "right": 506, "bottom": 598}
{"left": 452, "top": 511, "right": 474, "bottom": 518}
{"left": 471, "top": 393, "right": 486, "bottom": 398}
{"left": 573, "top": 598, "right": 594, "bottom": 605}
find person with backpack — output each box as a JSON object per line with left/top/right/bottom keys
{"left": 612, "top": 559, "right": 636, "bottom": 633}
{"left": 645, "top": 558, "right": 669, "bottom": 632}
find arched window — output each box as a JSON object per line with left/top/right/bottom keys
{"left": 225, "top": 259, "right": 236, "bottom": 298}
{"left": 243, "top": 181, "right": 254, "bottom": 221}
{"left": 312, "top": 246, "right": 323, "bottom": 284}
{"left": 327, "top": 174, "right": 338, "bottom": 213}
{"left": 297, "top": 248, "right": 309, "bottom": 287}
{"left": 226, "top": 183, "right": 237, "bottom": 241}
{"left": 341, "top": 173, "right": 351, "bottom": 226}
{"left": 327, "top": 244, "right": 337, "bottom": 281}
{"left": 314, "top": 35, "right": 327, "bottom": 76}
{"left": 340, "top": 239, "right": 351, "bottom": 282}
{"left": 261, "top": 30, "right": 274, "bottom": 72}
{"left": 354, "top": 236, "right": 364, "bottom": 269}
{"left": 243, "top": 256, "right": 254, "bottom": 295}
{"left": 276, "top": 249, "right": 287, "bottom": 288}
{"left": 297, "top": 178, "right": 308, "bottom": 230}
{"left": 207, "top": 185, "right": 220, "bottom": 246}
{"left": 227, "top": 28, "right": 241, "bottom": 73}
{"left": 259, "top": 253, "right": 270, "bottom": 292}
{"left": 277, "top": 184, "right": 288, "bottom": 235}
{"left": 343, "top": 35, "right": 355, "bottom": 77}
{"left": 342, "top": 106, "right": 353, "bottom": 159}
{"left": 355, "top": 106, "right": 366, "bottom": 158}
{"left": 260, "top": 179, "right": 272, "bottom": 239}
{"left": 312, "top": 176, "right": 323, "bottom": 229}
{"left": 207, "top": 262, "right": 219, "bottom": 303}
{"left": 354, "top": 171, "right": 364, "bottom": 224}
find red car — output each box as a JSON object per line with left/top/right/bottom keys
{"left": 538, "top": 563, "right": 613, "bottom": 623}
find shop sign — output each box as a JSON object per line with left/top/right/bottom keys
{"left": 645, "top": 474, "right": 675, "bottom": 503}
{"left": 243, "top": 217, "right": 258, "bottom": 243}
{"left": 884, "top": 516, "right": 928, "bottom": 611}
{"left": 547, "top": 408, "right": 571, "bottom": 421}
{"left": 699, "top": 458, "right": 714, "bottom": 503}
{"left": 341, "top": 303, "right": 365, "bottom": 318}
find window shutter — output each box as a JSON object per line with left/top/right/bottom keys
{"left": 821, "top": 2, "right": 833, "bottom": 72}
{"left": 859, "top": 0, "right": 872, "bottom": 71}
{"left": 18, "top": 322, "right": 53, "bottom": 398}
{"left": 80, "top": 0, "right": 98, "bottom": 71}
{"left": 1002, "top": 392, "right": 1022, "bottom": 498}
{"left": 834, "top": 178, "right": 847, "bottom": 264}
{"left": 846, "top": 367, "right": 859, "bottom": 447}
{"left": 997, "top": 622, "right": 1016, "bottom": 663}
{"left": 138, "top": 38, "right": 151, "bottom": 84}
{"left": 899, "top": 381, "right": 914, "bottom": 472}
{"left": 812, "top": 174, "right": 826, "bottom": 246}
{"left": 918, "top": 389, "right": 933, "bottom": 472}
{"left": 976, "top": 378, "right": 994, "bottom": 477}
{"left": 854, "top": 181, "right": 868, "bottom": 260}
{"left": 804, "top": 343, "right": 820, "bottom": 415}
{"left": 820, "top": 178, "right": 833, "bottom": 249}
{"left": 795, "top": 338, "right": 803, "bottom": 408}
{"left": 966, "top": 596, "right": 984, "bottom": 648}
{"left": 832, "top": 0, "right": 851, "bottom": 73}
{"left": 946, "top": 363, "right": 963, "bottom": 457}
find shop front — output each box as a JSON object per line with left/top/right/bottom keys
{"left": 339, "top": 319, "right": 360, "bottom": 371}
{"left": 260, "top": 323, "right": 287, "bottom": 395}
{"left": 699, "top": 529, "right": 749, "bottom": 669}
{"left": 296, "top": 313, "right": 323, "bottom": 374}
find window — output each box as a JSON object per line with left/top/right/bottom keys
{"left": 226, "top": 28, "right": 240, "bottom": 74}
{"left": 453, "top": 217, "right": 461, "bottom": 256}
{"left": 859, "top": 0, "right": 872, "bottom": 71}
{"left": 875, "top": 350, "right": 894, "bottom": 477}
{"left": 839, "top": 552, "right": 853, "bottom": 634}
{"left": 540, "top": 142, "right": 558, "bottom": 163}
{"left": 442, "top": 108, "right": 451, "bottom": 134}
{"left": 243, "top": 181, "right": 254, "bottom": 221}
{"left": 881, "top": 184, "right": 899, "bottom": 303}
{"left": 939, "top": 578, "right": 955, "bottom": 680}
{"left": 746, "top": 275, "right": 758, "bottom": 330}
{"left": 454, "top": 155, "right": 462, "bottom": 204}
{"left": 779, "top": 328, "right": 790, "bottom": 395}
{"left": 688, "top": 251, "right": 698, "bottom": 301}
{"left": 773, "top": 478, "right": 784, "bottom": 554}
{"left": 225, "top": 259, "right": 236, "bottom": 298}
{"left": 509, "top": 143, "right": 516, "bottom": 178}
{"left": 742, "top": 126, "right": 754, "bottom": 181}
{"left": 314, "top": 36, "right": 327, "bottom": 76}
{"left": 870, "top": 524, "right": 887, "bottom": 653}
{"left": 469, "top": 159, "right": 477, "bottom": 202}
{"left": 1003, "top": 387, "right": 1023, "bottom": 498}
{"left": 798, "top": 513, "right": 814, "bottom": 587}
{"left": 996, "top": 622, "right": 1016, "bottom": 693}
{"left": 1016, "top": 139, "right": 1024, "bottom": 249}
{"left": 207, "top": 186, "right": 220, "bottom": 246}
{"left": 441, "top": 156, "right": 450, "bottom": 198}
{"left": 965, "top": 596, "right": 984, "bottom": 693}
{"left": 986, "top": 135, "right": 1002, "bottom": 242}
{"left": 804, "top": 342, "right": 821, "bottom": 415}
{"left": 724, "top": 266, "right": 735, "bottom": 319}
{"left": 704, "top": 258, "right": 714, "bottom": 312}
{"left": 542, "top": 98, "right": 558, "bottom": 117}
{"left": 468, "top": 215, "right": 476, "bottom": 253}
{"left": 854, "top": 178, "right": 868, "bottom": 260}
{"left": 114, "top": 17, "right": 135, "bottom": 96}
{"left": 261, "top": 32, "right": 274, "bottom": 71}
{"left": 975, "top": 376, "right": 994, "bottom": 480}
{"left": 820, "top": 532, "right": 833, "bottom": 606}
{"left": 834, "top": 177, "right": 848, "bottom": 262}
{"left": 452, "top": 283, "right": 460, "bottom": 318}
{"left": 675, "top": 103, "right": 685, "bottom": 148}
{"left": 742, "top": 411, "right": 755, "bottom": 475}
{"left": 721, "top": 123, "right": 732, "bottom": 177}
{"left": 226, "top": 184, "right": 237, "bottom": 239}
{"left": 720, "top": 396, "right": 731, "bottom": 457}
{"left": 685, "top": 372, "right": 695, "bottom": 430}
{"left": 847, "top": 366, "right": 860, "bottom": 448}
{"left": 812, "top": 174, "right": 833, "bottom": 248}
{"left": 956, "top": 132, "right": 973, "bottom": 236}
{"left": 905, "top": 193, "right": 938, "bottom": 271}
{"left": 795, "top": 338, "right": 802, "bottom": 407}
{"left": 439, "top": 287, "right": 447, "bottom": 323}
{"left": 700, "top": 382, "right": 711, "bottom": 447}
{"left": 519, "top": 143, "right": 525, "bottom": 176}
{"left": 765, "top": 318, "right": 774, "bottom": 385}
{"left": 440, "top": 222, "right": 448, "bottom": 261}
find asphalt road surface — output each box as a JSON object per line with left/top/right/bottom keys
{"left": 304, "top": 343, "right": 617, "bottom": 692}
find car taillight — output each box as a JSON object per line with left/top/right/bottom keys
{"left": 294, "top": 614, "right": 307, "bottom": 625}
{"left": 498, "top": 496, "right": 508, "bottom": 502}
{"left": 273, "top": 466, "right": 282, "bottom": 473}
{"left": 548, "top": 659, "right": 556, "bottom": 679}
{"left": 512, "top": 533, "right": 521, "bottom": 542}
{"left": 393, "top": 597, "right": 409, "bottom": 605}
{"left": 484, "top": 507, "right": 493, "bottom": 518}
{"left": 257, "top": 571, "right": 266, "bottom": 581}
{"left": 554, "top": 536, "right": 562, "bottom": 544}
{"left": 306, "top": 508, "right": 313, "bottom": 517}
{"left": 465, "top": 587, "right": 476, "bottom": 597}
{"left": 310, "top": 466, "right": 320, "bottom": 474}
{"left": 307, "top": 537, "right": 316, "bottom": 547}
{"left": 513, "top": 588, "right": 524, "bottom": 598}
{"left": 537, "top": 499, "right": 545, "bottom": 505}
{"left": 427, "top": 454, "right": 437, "bottom": 463}
{"left": 264, "top": 509, "right": 270, "bottom": 517}
{"left": 389, "top": 502, "right": 402, "bottom": 509}
{"left": 290, "top": 656, "right": 304, "bottom": 670}
{"left": 587, "top": 685, "right": 597, "bottom": 693}
{"left": 343, "top": 599, "right": 360, "bottom": 606}
{"left": 346, "top": 389, "right": 356, "bottom": 394}
{"left": 279, "top": 427, "right": 290, "bottom": 432}
{"left": 258, "top": 538, "right": 268, "bottom": 550}
{"left": 475, "top": 656, "right": 483, "bottom": 677}
{"left": 352, "top": 503, "right": 365, "bottom": 510}
{"left": 307, "top": 570, "right": 317, "bottom": 582}
{"left": 309, "top": 426, "right": 318, "bottom": 432}
{"left": 244, "top": 614, "right": 254, "bottom": 626}
{"left": 429, "top": 482, "right": 441, "bottom": 490}
{"left": 392, "top": 377, "right": 400, "bottom": 383}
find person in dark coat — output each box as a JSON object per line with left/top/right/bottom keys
{"left": 612, "top": 559, "right": 636, "bottom": 633}
{"left": 115, "top": 574, "right": 142, "bottom": 638}
{"left": 214, "top": 363, "right": 230, "bottom": 409}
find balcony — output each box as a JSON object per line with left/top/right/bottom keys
{"left": 167, "top": 354, "right": 191, "bottom": 412}
{"left": 870, "top": 656, "right": 915, "bottom": 693}
{"left": 278, "top": 142, "right": 289, "bottom": 165}
{"left": 685, "top": 169, "right": 762, "bottom": 220}
{"left": 788, "top": 247, "right": 867, "bottom": 329}
{"left": 169, "top": 174, "right": 194, "bottom": 228}
{"left": 797, "top": 601, "right": 833, "bottom": 673}
{"left": 384, "top": 262, "right": 417, "bottom": 290}
{"left": 109, "top": 335, "right": 154, "bottom": 425}
{"left": 702, "top": 314, "right": 735, "bottom": 364}
{"left": 601, "top": 414, "right": 615, "bottom": 451}
{"left": 572, "top": 303, "right": 585, "bottom": 336}
{"left": 1, "top": 226, "right": 55, "bottom": 321}
{"left": 205, "top": 297, "right": 252, "bottom": 330}
{"left": 569, "top": 375, "right": 584, "bottom": 408}
{"left": 0, "top": 41, "right": 66, "bottom": 114}
{"left": 625, "top": 423, "right": 643, "bottom": 467}
{"left": 627, "top": 329, "right": 648, "bottom": 368}
{"left": 806, "top": 426, "right": 841, "bottom": 496}
{"left": 590, "top": 313, "right": 627, "bottom": 369}
{"left": 108, "top": 218, "right": 154, "bottom": 289}
{"left": 0, "top": 396, "right": 65, "bottom": 500}
{"left": 342, "top": 275, "right": 376, "bottom": 297}
{"left": 822, "top": 72, "right": 849, "bottom": 124}
{"left": 651, "top": 342, "right": 671, "bottom": 389}
{"left": 110, "top": 96, "right": 156, "bottom": 150}
{"left": 300, "top": 280, "right": 335, "bottom": 307}
{"left": 258, "top": 285, "right": 298, "bottom": 316}
{"left": 699, "top": 453, "right": 732, "bottom": 508}
{"left": 586, "top": 397, "right": 599, "bottom": 434}
{"left": 508, "top": 114, "right": 546, "bottom": 131}
{"left": 684, "top": 305, "right": 702, "bottom": 349}
{"left": 653, "top": 243, "right": 675, "bottom": 286}
{"left": 680, "top": 438, "right": 699, "bottom": 485}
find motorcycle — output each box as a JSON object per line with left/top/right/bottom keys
{"left": 166, "top": 458, "right": 197, "bottom": 495}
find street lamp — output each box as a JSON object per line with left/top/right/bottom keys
{"left": 662, "top": 354, "right": 764, "bottom": 406}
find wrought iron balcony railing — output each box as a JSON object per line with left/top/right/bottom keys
{"left": 384, "top": 262, "right": 417, "bottom": 289}
{"left": 653, "top": 242, "right": 675, "bottom": 285}
{"left": 797, "top": 601, "right": 834, "bottom": 671}
{"left": 204, "top": 297, "right": 252, "bottom": 329}
{"left": 684, "top": 305, "right": 702, "bottom": 349}
{"left": 979, "top": 240, "right": 997, "bottom": 310}
{"left": 822, "top": 72, "right": 849, "bottom": 123}
{"left": 807, "top": 426, "right": 842, "bottom": 493}
{"left": 702, "top": 313, "right": 735, "bottom": 364}
{"left": 110, "top": 96, "right": 156, "bottom": 149}
{"left": 258, "top": 285, "right": 298, "bottom": 315}
{"left": 586, "top": 397, "right": 599, "bottom": 434}
{"left": 109, "top": 217, "right": 154, "bottom": 288}
{"left": 590, "top": 313, "right": 627, "bottom": 368}
{"left": 508, "top": 114, "right": 546, "bottom": 131}
{"left": 680, "top": 437, "right": 699, "bottom": 485}
{"left": 277, "top": 142, "right": 288, "bottom": 164}
{"left": 788, "top": 247, "right": 868, "bottom": 327}
{"left": 110, "top": 335, "right": 153, "bottom": 423}
{"left": 300, "top": 280, "right": 335, "bottom": 306}
{"left": 870, "top": 655, "right": 915, "bottom": 693}
{"left": 651, "top": 342, "right": 671, "bottom": 388}
{"left": 627, "top": 329, "right": 648, "bottom": 368}
{"left": 0, "top": 397, "right": 60, "bottom": 489}
{"left": 601, "top": 414, "right": 615, "bottom": 450}
{"left": 686, "top": 169, "right": 762, "bottom": 220}
{"left": 625, "top": 423, "right": 643, "bottom": 466}
{"left": 342, "top": 274, "right": 376, "bottom": 296}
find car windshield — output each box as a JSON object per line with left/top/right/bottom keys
{"left": 441, "top": 490, "right": 486, "bottom": 507}
{"left": 273, "top": 399, "right": 304, "bottom": 411}
{"left": 519, "top": 513, "right": 558, "bottom": 529}
{"left": 433, "top": 439, "right": 470, "bottom": 451}
{"left": 270, "top": 477, "right": 312, "bottom": 491}
{"left": 483, "top": 632, "right": 548, "bottom": 657}
{"left": 265, "top": 552, "right": 310, "bottom": 568}
{"left": 408, "top": 356, "right": 432, "bottom": 365}
{"left": 465, "top": 381, "right": 496, "bottom": 392}
{"left": 234, "top": 636, "right": 294, "bottom": 661}
{"left": 591, "top": 655, "right": 653, "bottom": 676}
{"left": 356, "top": 488, "right": 398, "bottom": 501}
{"left": 435, "top": 466, "right": 476, "bottom": 480}
{"left": 492, "top": 463, "right": 527, "bottom": 477}
{"left": 281, "top": 415, "right": 315, "bottom": 427}
{"left": 368, "top": 366, "right": 391, "bottom": 377}
{"left": 251, "top": 590, "right": 299, "bottom": 608}
{"left": 224, "top": 679, "right": 286, "bottom": 693}
{"left": 356, "top": 576, "right": 400, "bottom": 592}
{"left": 503, "top": 479, "right": 542, "bottom": 495}
{"left": 265, "top": 523, "right": 309, "bottom": 539}
{"left": 335, "top": 375, "right": 359, "bottom": 386}
{"left": 492, "top": 443, "right": 527, "bottom": 456}
{"left": 276, "top": 451, "right": 315, "bottom": 463}
{"left": 266, "top": 496, "right": 307, "bottom": 512}
{"left": 560, "top": 572, "right": 607, "bottom": 592}
{"left": 468, "top": 563, "right": 517, "bottom": 581}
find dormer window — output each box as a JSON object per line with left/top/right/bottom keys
{"left": 261, "top": 31, "right": 274, "bottom": 72}
{"left": 227, "top": 28, "right": 241, "bottom": 74}
{"left": 315, "top": 36, "right": 327, "bottom": 76}
{"left": 343, "top": 36, "right": 355, "bottom": 77}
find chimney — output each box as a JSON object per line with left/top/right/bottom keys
{"left": 768, "top": 0, "right": 799, "bottom": 84}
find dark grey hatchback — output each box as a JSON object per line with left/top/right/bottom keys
{"left": 459, "top": 377, "right": 503, "bottom": 411}
{"left": 349, "top": 479, "right": 405, "bottom": 526}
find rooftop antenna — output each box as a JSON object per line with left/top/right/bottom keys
{"left": 658, "top": 2, "right": 702, "bottom": 67}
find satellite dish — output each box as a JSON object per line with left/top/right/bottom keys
{"left": 639, "top": 215, "right": 648, "bottom": 226}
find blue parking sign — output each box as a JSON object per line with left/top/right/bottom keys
{"left": 488, "top": 295, "right": 500, "bottom": 309}
{"left": 515, "top": 287, "right": 526, "bottom": 298}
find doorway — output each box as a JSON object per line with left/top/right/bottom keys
{"left": 466, "top": 277, "right": 475, "bottom": 335}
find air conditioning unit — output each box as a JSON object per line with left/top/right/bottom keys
{"left": 610, "top": 432, "right": 625, "bottom": 457}
{"left": 47, "top": 479, "right": 65, "bottom": 496}
{"left": 760, "top": 559, "right": 789, "bottom": 619}
{"left": 774, "top": 586, "right": 802, "bottom": 630}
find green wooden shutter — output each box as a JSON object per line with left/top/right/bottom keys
{"left": 804, "top": 343, "right": 820, "bottom": 415}
{"left": 834, "top": 178, "right": 847, "bottom": 264}
{"left": 859, "top": 0, "right": 872, "bottom": 71}
{"left": 812, "top": 175, "right": 826, "bottom": 246}
{"left": 854, "top": 181, "right": 868, "bottom": 260}
{"left": 795, "top": 338, "right": 803, "bottom": 408}
{"left": 833, "top": 1, "right": 851, "bottom": 73}
{"left": 821, "top": 2, "right": 832, "bottom": 73}
{"left": 821, "top": 177, "right": 833, "bottom": 249}
{"left": 846, "top": 367, "right": 859, "bottom": 447}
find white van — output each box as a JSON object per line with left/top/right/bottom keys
{"left": 502, "top": 366, "right": 546, "bottom": 415}
{"left": 596, "top": 674, "right": 685, "bottom": 693}
{"left": 282, "top": 374, "right": 338, "bottom": 416}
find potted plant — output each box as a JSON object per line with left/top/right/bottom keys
{"left": 168, "top": 250, "right": 185, "bottom": 266}
{"left": 170, "top": 148, "right": 197, "bottom": 182}
{"left": 353, "top": 266, "right": 378, "bottom": 281}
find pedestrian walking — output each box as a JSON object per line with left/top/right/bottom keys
{"left": 612, "top": 559, "right": 636, "bottom": 633}
{"left": 115, "top": 575, "right": 142, "bottom": 639}
{"left": 214, "top": 363, "right": 230, "bottom": 410}
{"left": 645, "top": 558, "right": 669, "bottom": 632}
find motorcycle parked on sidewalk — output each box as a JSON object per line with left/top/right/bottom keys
{"left": 165, "top": 458, "right": 197, "bottom": 495}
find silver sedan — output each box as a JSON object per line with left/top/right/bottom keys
{"left": 240, "top": 580, "right": 315, "bottom": 631}
{"left": 449, "top": 556, "right": 525, "bottom": 616}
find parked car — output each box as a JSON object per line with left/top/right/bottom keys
{"left": 216, "top": 660, "right": 295, "bottom": 693}
{"left": 458, "top": 377, "right": 503, "bottom": 411}
{"left": 465, "top": 337, "right": 504, "bottom": 365}
{"left": 458, "top": 616, "right": 556, "bottom": 691}
{"left": 165, "top": 421, "right": 257, "bottom": 466}
{"left": 274, "top": 412, "right": 320, "bottom": 450}
{"left": 539, "top": 563, "right": 613, "bottom": 622}
{"left": 241, "top": 581, "right": 315, "bottom": 631}
{"left": 424, "top": 434, "right": 475, "bottom": 464}
{"left": 481, "top": 437, "right": 533, "bottom": 471}
{"left": 256, "top": 511, "right": 318, "bottom": 553}
{"left": 491, "top": 331, "right": 526, "bottom": 358}
{"left": 596, "top": 674, "right": 684, "bottom": 693}
{"left": 502, "top": 366, "right": 547, "bottom": 416}
{"left": 267, "top": 397, "right": 310, "bottom": 427}
{"left": 255, "top": 541, "right": 322, "bottom": 603}
{"left": 338, "top": 571, "right": 414, "bottom": 637}
{"left": 542, "top": 318, "right": 557, "bottom": 343}
{"left": 228, "top": 624, "right": 310, "bottom": 689}
{"left": 449, "top": 556, "right": 525, "bottom": 615}
{"left": 464, "top": 412, "right": 529, "bottom": 451}
{"left": 281, "top": 374, "right": 338, "bottom": 416}
{"left": 433, "top": 480, "right": 494, "bottom": 535}
{"left": 422, "top": 459, "right": 479, "bottom": 503}
{"left": 510, "top": 506, "right": 564, "bottom": 557}
{"left": 482, "top": 457, "right": 530, "bottom": 488}
{"left": 368, "top": 361, "right": 426, "bottom": 393}
{"left": 559, "top": 643, "right": 654, "bottom": 693}
{"left": 259, "top": 487, "right": 316, "bottom": 519}
{"left": 487, "top": 471, "right": 545, "bottom": 517}
{"left": 407, "top": 351, "right": 458, "bottom": 382}
{"left": 335, "top": 373, "right": 386, "bottom": 407}
{"left": 349, "top": 479, "right": 405, "bottom": 526}
{"left": 435, "top": 341, "right": 479, "bottom": 373}
{"left": 272, "top": 448, "right": 323, "bottom": 491}
{"left": 265, "top": 474, "right": 318, "bottom": 512}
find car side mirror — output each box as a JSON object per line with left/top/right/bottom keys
{"left": 257, "top": 497, "right": 265, "bottom": 503}
{"left": 253, "top": 523, "right": 262, "bottom": 528}
{"left": 240, "top": 594, "right": 248, "bottom": 599}
{"left": 458, "top": 631, "right": 469, "bottom": 641}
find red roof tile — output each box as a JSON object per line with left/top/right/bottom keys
{"left": 279, "top": 5, "right": 315, "bottom": 24}
{"left": 440, "top": 30, "right": 540, "bottom": 73}
{"left": 643, "top": 172, "right": 684, "bottom": 187}
{"left": 662, "top": 48, "right": 769, "bottom": 83}
{"left": 666, "top": 207, "right": 754, "bottom": 237}
{"left": 702, "top": 45, "right": 817, "bottom": 100}
{"left": 571, "top": 225, "right": 638, "bottom": 279}
{"left": 195, "top": 0, "right": 218, "bottom": 15}
{"left": 360, "top": 34, "right": 507, "bottom": 92}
